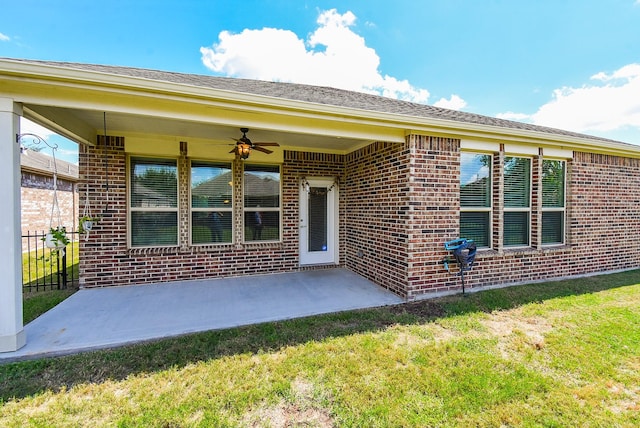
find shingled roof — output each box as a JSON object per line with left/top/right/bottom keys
{"left": 3, "top": 58, "right": 628, "bottom": 146}
{"left": 20, "top": 148, "right": 78, "bottom": 180}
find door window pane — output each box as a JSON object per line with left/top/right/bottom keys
{"left": 308, "top": 189, "right": 328, "bottom": 252}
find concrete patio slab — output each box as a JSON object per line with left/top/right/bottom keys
{"left": 0, "top": 269, "right": 403, "bottom": 363}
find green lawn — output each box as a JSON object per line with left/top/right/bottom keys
{"left": 22, "top": 288, "right": 77, "bottom": 324}
{"left": 22, "top": 242, "right": 79, "bottom": 290}
{"left": 2, "top": 270, "right": 639, "bottom": 427}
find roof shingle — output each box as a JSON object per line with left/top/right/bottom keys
{"left": 3, "top": 58, "right": 630, "bottom": 146}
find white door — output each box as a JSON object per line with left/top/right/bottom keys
{"left": 299, "top": 177, "right": 339, "bottom": 265}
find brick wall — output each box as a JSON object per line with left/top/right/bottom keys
{"left": 78, "top": 138, "right": 345, "bottom": 288}
{"left": 283, "top": 151, "right": 346, "bottom": 269}
{"left": 78, "top": 134, "right": 640, "bottom": 298}
{"left": 425, "top": 148, "right": 640, "bottom": 297}
{"left": 405, "top": 136, "right": 460, "bottom": 298}
{"left": 21, "top": 172, "right": 78, "bottom": 234}
{"left": 345, "top": 141, "right": 411, "bottom": 297}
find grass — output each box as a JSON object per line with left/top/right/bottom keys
{"left": 1, "top": 270, "right": 639, "bottom": 427}
{"left": 22, "top": 242, "right": 79, "bottom": 289}
{"left": 23, "top": 288, "right": 77, "bottom": 324}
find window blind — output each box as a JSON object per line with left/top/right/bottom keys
{"left": 130, "top": 158, "right": 178, "bottom": 247}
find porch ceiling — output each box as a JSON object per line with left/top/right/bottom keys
{"left": 24, "top": 103, "right": 383, "bottom": 153}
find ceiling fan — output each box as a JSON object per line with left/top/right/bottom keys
{"left": 230, "top": 128, "right": 279, "bottom": 160}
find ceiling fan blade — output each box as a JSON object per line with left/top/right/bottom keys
{"left": 254, "top": 142, "right": 280, "bottom": 147}
{"left": 229, "top": 147, "right": 237, "bottom": 154}
{"left": 253, "top": 146, "right": 273, "bottom": 154}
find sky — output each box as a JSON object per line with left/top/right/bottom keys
{"left": 2, "top": 0, "right": 640, "bottom": 164}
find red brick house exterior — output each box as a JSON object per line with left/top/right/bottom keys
{"left": 20, "top": 148, "right": 79, "bottom": 235}
{"left": 4, "top": 59, "right": 640, "bottom": 302}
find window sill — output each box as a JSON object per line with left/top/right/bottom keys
{"left": 127, "top": 241, "right": 284, "bottom": 255}
{"left": 242, "top": 241, "right": 284, "bottom": 250}
{"left": 476, "top": 244, "right": 571, "bottom": 258}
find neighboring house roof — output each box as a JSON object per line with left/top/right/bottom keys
{"left": 192, "top": 172, "right": 278, "bottom": 199}
{"left": 2, "top": 57, "right": 639, "bottom": 157}
{"left": 20, "top": 148, "right": 78, "bottom": 181}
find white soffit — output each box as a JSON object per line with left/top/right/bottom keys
{"left": 543, "top": 147, "right": 573, "bottom": 159}
{"left": 460, "top": 139, "right": 500, "bottom": 152}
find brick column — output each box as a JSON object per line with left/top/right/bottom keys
{"left": 531, "top": 151, "right": 543, "bottom": 249}
{"left": 0, "top": 98, "right": 26, "bottom": 352}
{"left": 492, "top": 149, "right": 504, "bottom": 251}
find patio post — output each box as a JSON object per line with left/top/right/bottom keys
{"left": 0, "top": 98, "right": 26, "bottom": 352}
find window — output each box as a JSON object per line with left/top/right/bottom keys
{"left": 460, "top": 153, "right": 492, "bottom": 247}
{"left": 243, "top": 164, "right": 281, "bottom": 242}
{"left": 541, "top": 160, "right": 565, "bottom": 245}
{"left": 190, "top": 161, "right": 233, "bottom": 244}
{"left": 130, "top": 158, "right": 178, "bottom": 247}
{"left": 503, "top": 156, "right": 531, "bottom": 247}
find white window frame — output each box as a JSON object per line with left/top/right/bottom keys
{"left": 242, "top": 163, "right": 282, "bottom": 243}
{"left": 541, "top": 159, "right": 566, "bottom": 246}
{"left": 189, "top": 160, "right": 234, "bottom": 246}
{"left": 503, "top": 155, "right": 532, "bottom": 248}
{"left": 128, "top": 156, "right": 179, "bottom": 248}
{"left": 460, "top": 152, "right": 493, "bottom": 248}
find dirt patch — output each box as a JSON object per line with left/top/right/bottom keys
{"left": 387, "top": 300, "right": 447, "bottom": 320}
{"left": 481, "top": 312, "right": 553, "bottom": 358}
{"left": 607, "top": 381, "right": 640, "bottom": 413}
{"left": 242, "top": 378, "right": 335, "bottom": 428}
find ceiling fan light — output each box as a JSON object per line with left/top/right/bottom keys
{"left": 238, "top": 142, "right": 251, "bottom": 159}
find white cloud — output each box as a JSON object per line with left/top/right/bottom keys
{"left": 497, "top": 63, "right": 640, "bottom": 140}
{"left": 0, "top": 32, "right": 10, "bottom": 42}
{"left": 434, "top": 94, "right": 467, "bottom": 111}
{"left": 201, "top": 9, "right": 456, "bottom": 106}
{"left": 495, "top": 111, "right": 531, "bottom": 121}
{"left": 531, "top": 64, "right": 640, "bottom": 133}
{"left": 20, "top": 118, "right": 56, "bottom": 139}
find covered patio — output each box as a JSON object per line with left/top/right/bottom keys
{"left": 0, "top": 269, "right": 403, "bottom": 363}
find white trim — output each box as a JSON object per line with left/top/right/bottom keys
{"left": 542, "top": 147, "right": 573, "bottom": 159}
{"left": 541, "top": 159, "right": 567, "bottom": 246}
{"left": 299, "top": 177, "right": 339, "bottom": 266}
{"left": 189, "top": 160, "right": 234, "bottom": 246}
{"left": 127, "top": 156, "right": 180, "bottom": 249}
{"left": 460, "top": 139, "right": 500, "bottom": 152}
{"left": 242, "top": 164, "right": 283, "bottom": 244}
{"left": 504, "top": 144, "right": 539, "bottom": 156}
{"left": 3, "top": 59, "right": 640, "bottom": 158}
{"left": 503, "top": 156, "right": 532, "bottom": 248}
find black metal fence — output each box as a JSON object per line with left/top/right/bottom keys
{"left": 21, "top": 230, "right": 79, "bottom": 292}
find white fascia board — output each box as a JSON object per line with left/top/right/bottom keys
{"left": 3, "top": 59, "right": 640, "bottom": 158}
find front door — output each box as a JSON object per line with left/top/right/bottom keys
{"left": 299, "top": 177, "right": 339, "bottom": 265}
